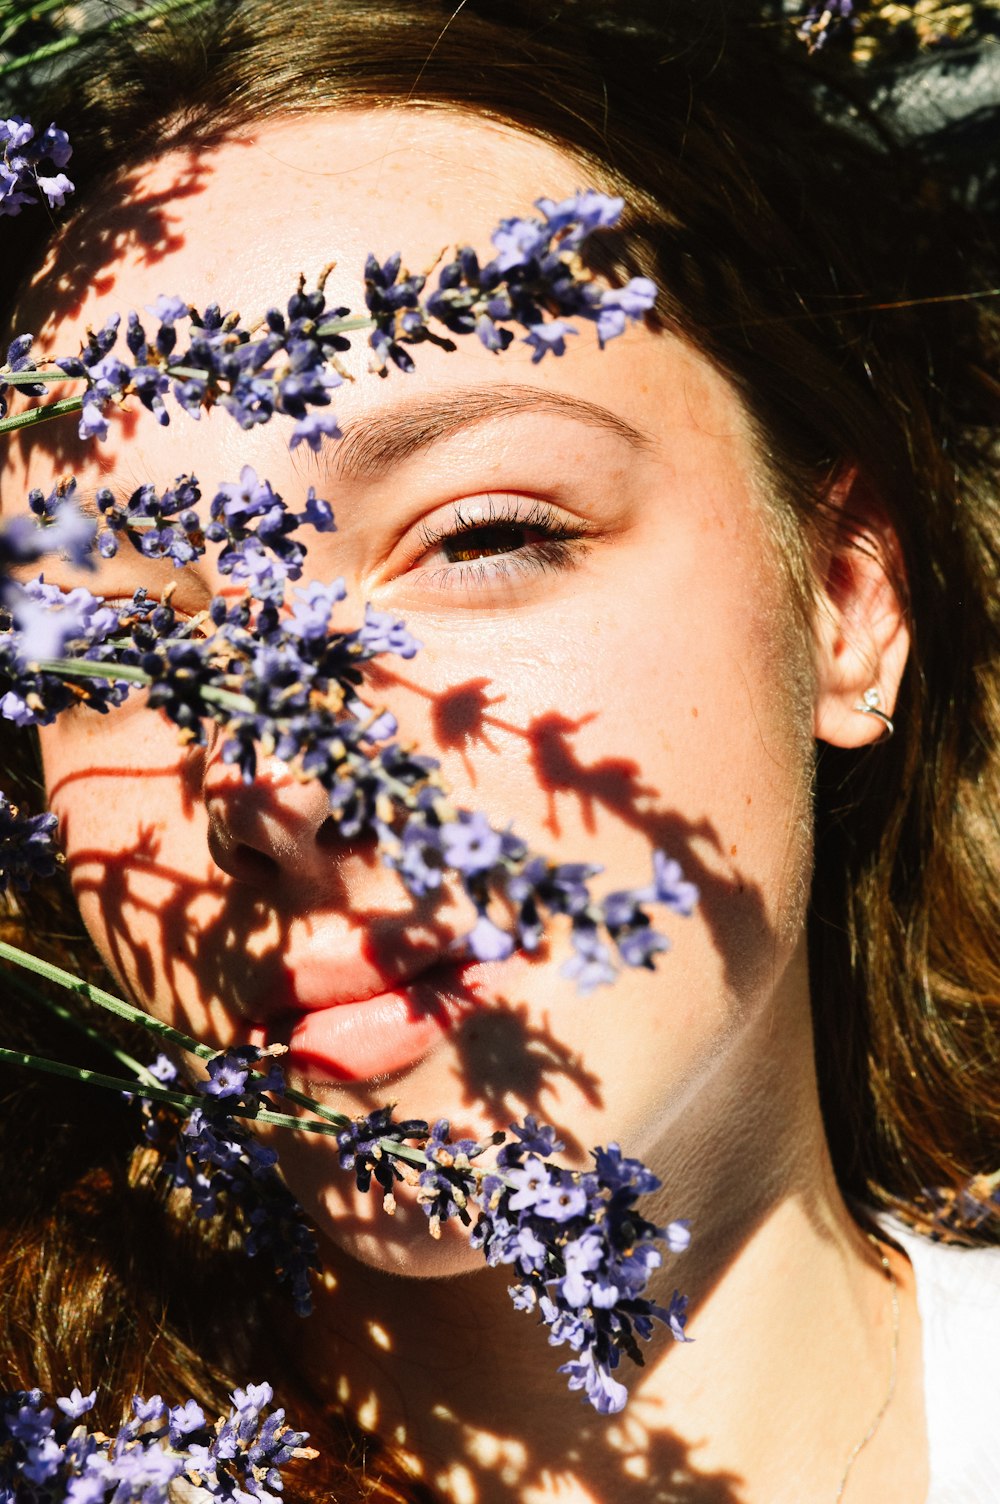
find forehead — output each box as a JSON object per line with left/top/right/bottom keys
{"left": 25, "top": 110, "right": 588, "bottom": 354}
{"left": 6, "top": 106, "right": 752, "bottom": 521}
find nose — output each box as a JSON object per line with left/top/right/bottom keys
{"left": 203, "top": 739, "right": 354, "bottom": 893}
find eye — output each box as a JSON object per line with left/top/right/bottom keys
{"left": 439, "top": 520, "right": 538, "bottom": 563}
{"left": 414, "top": 496, "right": 591, "bottom": 587}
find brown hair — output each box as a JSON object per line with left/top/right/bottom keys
{"left": 2, "top": 0, "right": 998, "bottom": 1489}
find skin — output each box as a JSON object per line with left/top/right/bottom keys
{"left": 3, "top": 112, "right": 925, "bottom": 1501}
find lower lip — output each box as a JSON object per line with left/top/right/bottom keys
{"left": 258, "top": 962, "right": 481, "bottom": 1084}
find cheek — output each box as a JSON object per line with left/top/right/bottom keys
{"left": 40, "top": 701, "right": 207, "bottom": 867}
{"left": 37, "top": 706, "right": 237, "bottom": 1026}
{"left": 385, "top": 539, "right": 812, "bottom": 929}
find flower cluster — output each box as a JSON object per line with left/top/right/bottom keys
{"left": 365, "top": 189, "right": 657, "bottom": 369}
{"left": 334, "top": 1103, "right": 433, "bottom": 1205}
{"left": 2, "top": 191, "right": 654, "bottom": 445}
{"left": 93, "top": 466, "right": 335, "bottom": 604}
{"left": 128, "top": 1042, "right": 690, "bottom": 1412}
{"left": 0, "top": 791, "right": 58, "bottom": 892}
{"left": 0, "top": 1381, "right": 315, "bottom": 1503}
{"left": 48, "top": 284, "right": 349, "bottom": 446}
{"left": 138, "top": 1050, "right": 320, "bottom": 1317}
{"left": 474, "top": 1125, "right": 691, "bottom": 1413}
{"left": 0, "top": 478, "right": 95, "bottom": 577}
{"left": 0, "top": 117, "right": 73, "bottom": 219}
{"left": 333, "top": 1102, "right": 691, "bottom": 1413}
{"left": 796, "top": 1, "right": 856, "bottom": 51}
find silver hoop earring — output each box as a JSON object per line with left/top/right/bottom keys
{"left": 855, "top": 686, "right": 894, "bottom": 739}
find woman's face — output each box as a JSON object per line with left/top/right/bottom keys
{"left": 6, "top": 111, "right": 818, "bottom": 1269}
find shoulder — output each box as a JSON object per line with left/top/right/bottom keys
{"left": 876, "top": 1213, "right": 1000, "bottom": 1504}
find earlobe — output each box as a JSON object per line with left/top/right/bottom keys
{"left": 811, "top": 484, "right": 910, "bottom": 749}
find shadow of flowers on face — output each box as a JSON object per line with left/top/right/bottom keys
{"left": 447, "top": 997, "right": 602, "bottom": 1155}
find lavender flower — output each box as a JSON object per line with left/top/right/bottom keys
{"left": 0, "top": 792, "right": 59, "bottom": 890}
{"left": 0, "top": 482, "right": 96, "bottom": 579}
{"left": 0, "top": 118, "right": 73, "bottom": 218}
{"left": 3, "top": 190, "right": 652, "bottom": 447}
{"left": 322, "top": 1101, "right": 689, "bottom": 1412}
{"left": 0, "top": 1383, "right": 314, "bottom": 1503}
{"left": 138, "top": 1047, "right": 319, "bottom": 1316}
{"left": 796, "top": 2, "right": 855, "bottom": 51}
{"left": 1, "top": 468, "right": 696, "bottom": 980}
{"left": 335, "top": 1103, "right": 430, "bottom": 1201}
{"left": 474, "top": 1132, "right": 692, "bottom": 1413}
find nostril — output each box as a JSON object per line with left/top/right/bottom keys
{"left": 206, "top": 822, "right": 281, "bottom": 886}
{"left": 231, "top": 842, "right": 281, "bottom": 885}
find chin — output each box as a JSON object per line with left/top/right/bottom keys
{"left": 267, "top": 1110, "right": 492, "bottom": 1282}
{"left": 316, "top": 1179, "right": 489, "bottom": 1281}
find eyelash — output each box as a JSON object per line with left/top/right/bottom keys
{"left": 415, "top": 496, "right": 591, "bottom": 589}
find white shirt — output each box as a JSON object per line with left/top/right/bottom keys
{"left": 877, "top": 1215, "right": 1000, "bottom": 1504}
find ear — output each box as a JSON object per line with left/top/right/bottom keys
{"left": 811, "top": 475, "right": 910, "bottom": 748}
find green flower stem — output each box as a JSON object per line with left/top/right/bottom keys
{"left": 0, "top": 1043, "right": 354, "bottom": 1136}
{"left": 0, "top": 1043, "right": 207, "bottom": 1111}
{"left": 0, "top": 939, "right": 212, "bottom": 1059}
{"left": 0, "top": 942, "right": 362, "bottom": 1132}
{"left": 277, "top": 1083, "right": 352, "bottom": 1126}
{"left": 33, "top": 658, "right": 154, "bottom": 687}
{"left": 376, "top": 1138, "right": 431, "bottom": 1171}
{"left": 33, "top": 657, "right": 257, "bottom": 718}
{"left": 0, "top": 395, "right": 83, "bottom": 435}
{"left": 0, "top": 0, "right": 212, "bottom": 78}
{"left": 252, "top": 1107, "right": 341, "bottom": 1137}
{"left": 0, "top": 370, "right": 81, "bottom": 385}
{"left": 316, "top": 315, "right": 374, "bottom": 336}
{"left": 0, "top": 0, "right": 73, "bottom": 49}
{"left": 1, "top": 963, "right": 160, "bottom": 1086}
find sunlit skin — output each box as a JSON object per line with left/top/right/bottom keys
{"left": 3, "top": 113, "right": 925, "bottom": 1502}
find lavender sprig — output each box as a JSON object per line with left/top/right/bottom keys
{"left": 366, "top": 189, "right": 656, "bottom": 369}
{"left": 0, "top": 930, "right": 690, "bottom": 1415}
{"left": 0, "top": 117, "right": 73, "bottom": 221}
{"left": 139, "top": 1046, "right": 691, "bottom": 1413}
{"left": 138, "top": 1051, "right": 320, "bottom": 1317}
{"left": 795, "top": 2, "right": 856, "bottom": 51}
{"left": 0, "top": 1381, "right": 316, "bottom": 1504}
{"left": 0, "top": 191, "right": 655, "bottom": 442}
{"left": 335, "top": 1101, "right": 692, "bottom": 1413}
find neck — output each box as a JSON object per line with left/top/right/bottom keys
{"left": 289, "top": 963, "right": 926, "bottom": 1503}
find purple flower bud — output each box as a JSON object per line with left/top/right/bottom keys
{"left": 523, "top": 319, "right": 577, "bottom": 363}
{"left": 466, "top": 912, "right": 515, "bottom": 962}
{"left": 56, "top": 1388, "right": 96, "bottom": 1420}
{"left": 146, "top": 294, "right": 189, "bottom": 325}
{"left": 36, "top": 172, "right": 73, "bottom": 208}
{"left": 289, "top": 412, "right": 342, "bottom": 451}
{"left": 298, "top": 489, "right": 335, "bottom": 533}
{"left": 35, "top": 123, "right": 72, "bottom": 168}
{"left": 441, "top": 810, "right": 503, "bottom": 876}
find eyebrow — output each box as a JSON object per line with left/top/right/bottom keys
{"left": 331, "top": 384, "right": 655, "bottom": 480}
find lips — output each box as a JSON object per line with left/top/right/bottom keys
{"left": 247, "top": 952, "right": 489, "bottom": 1085}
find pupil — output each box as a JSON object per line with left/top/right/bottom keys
{"left": 445, "top": 524, "right": 525, "bottom": 562}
